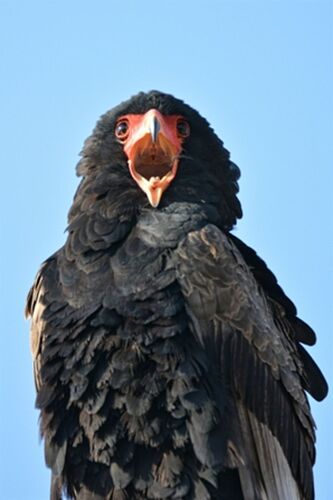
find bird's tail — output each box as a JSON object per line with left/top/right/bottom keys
{"left": 235, "top": 401, "right": 305, "bottom": 500}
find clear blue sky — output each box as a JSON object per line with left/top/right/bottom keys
{"left": 1, "top": 1, "right": 332, "bottom": 499}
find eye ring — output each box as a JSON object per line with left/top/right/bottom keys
{"left": 115, "top": 119, "right": 130, "bottom": 140}
{"left": 176, "top": 119, "right": 190, "bottom": 138}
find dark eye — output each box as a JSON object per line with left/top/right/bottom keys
{"left": 115, "top": 120, "right": 129, "bottom": 140}
{"left": 177, "top": 119, "right": 190, "bottom": 138}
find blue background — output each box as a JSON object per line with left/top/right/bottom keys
{"left": 1, "top": 1, "right": 332, "bottom": 498}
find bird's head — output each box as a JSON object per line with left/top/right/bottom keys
{"left": 75, "top": 91, "right": 242, "bottom": 231}
{"left": 115, "top": 108, "right": 188, "bottom": 208}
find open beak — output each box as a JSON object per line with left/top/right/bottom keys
{"left": 122, "top": 109, "right": 182, "bottom": 207}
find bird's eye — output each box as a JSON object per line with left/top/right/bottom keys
{"left": 177, "top": 119, "right": 190, "bottom": 138}
{"left": 115, "top": 120, "right": 130, "bottom": 140}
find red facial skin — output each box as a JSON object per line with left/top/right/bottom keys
{"left": 116, "top": 109, "right": 188, "bottom": 207}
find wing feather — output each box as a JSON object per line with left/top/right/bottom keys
{"left": 175, "top": 224, "right": 316, "bottom": 500}
{"left": 230, "top": 233, "right": 327, "bottom": 400}
{"left": 26, "top": 256, "right": 58, "bottom": 390}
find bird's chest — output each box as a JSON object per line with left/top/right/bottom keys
{"left": 44, "top": 209, "right": 228, "bottom": 495}
{"left": 71, "top": 218, "right": 220, "bottom": 454}
{"left": 68, "top": 276, "right": 217, "bottom": 471}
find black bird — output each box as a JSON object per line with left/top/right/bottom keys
{"left": 26, "top": 90, "right": 327, "bottom": 500}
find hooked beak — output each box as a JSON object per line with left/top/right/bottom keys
{"left": 122, "top": 109, "right": 183, "bottom": 207}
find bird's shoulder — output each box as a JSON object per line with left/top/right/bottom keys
{"left": 175, "top": 223, "right": 327, "bottom": 402}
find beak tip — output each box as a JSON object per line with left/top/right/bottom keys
{"left": 146, "top": 185, "right": 163, "bottom": 208}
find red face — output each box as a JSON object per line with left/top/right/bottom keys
{"left": 115, "top": 109, "right": 190, "bottom": 207}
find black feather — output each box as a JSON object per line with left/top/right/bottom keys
{"left": 26, "top": 90, "right": 327, "bottom": 500}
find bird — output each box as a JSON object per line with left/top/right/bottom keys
{"left": 26, "top": 90, "right": 328, "bottom": 500}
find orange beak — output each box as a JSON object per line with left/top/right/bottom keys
{"left": 121, "top": 109, "right": 183, "bottom": 207}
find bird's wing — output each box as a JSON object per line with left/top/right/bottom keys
{"left": 175, "top": 224, "right": 319, "bottom": 500}
{"left": 25, "top": 251, "right": 107, "bottom": 489}
{"left": 229, "top": 233, "right": 327, "bottom": 402}
{"left": 26, "top": 255, "right": 58, "bottom": 392}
